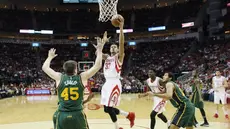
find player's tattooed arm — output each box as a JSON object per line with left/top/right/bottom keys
{"left": 118, "top": 16, "right": 125, "bottom": 64}
{"left": 151, "top": 82, "right": 174, "bottom": 100}
{"left": 42, "top": 48, "right": 61, "bottom": 82}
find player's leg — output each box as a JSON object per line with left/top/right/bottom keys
{"left": 157, "top": 113, "right": 168, "bottom": 123}
{"left": 199, "top": 107, "right": 209, "bottom": 126}
{"left": 171, "top": 103, "right": 195, "bottom": 129}
{"left": 112, "top": 81, "right": 135, "bottom": 128}
{"left": 150, "top": 110, "right": 158, "bottom": 129}
{"left": 104, "top": 106, "right": 123, "bottom": 129}
{"left": 186, "top": 104, "right": 195, "bottom": 129}
{"left": 214, "top": 93, "right": 220, "bottom": 118}
{"left": 221, "top": 94, "right": 229, "bottom": 119}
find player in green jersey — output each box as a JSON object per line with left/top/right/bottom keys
{"left": 190, "top": 70, "right": 209, "bottom": 127}
{"left": 148, "top": 72, "right": 195, "bottom": 129}
{"left": 42, "top": 32, "right": 109, "bottom": 129}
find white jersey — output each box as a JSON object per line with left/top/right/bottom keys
{"left": 147, "top": 77, "right": 167, "bottom": 113}
{"left": 103, "top": 55, "right": 121, "bottom": 79}
{"left": 213, "top": 76, "right": 226, "bottom": 93}
{"left": 146, "top": 77, "right": 162, "bottom": 93}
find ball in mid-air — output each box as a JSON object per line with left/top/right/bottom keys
{"left": 111, "top": 14, "right": 123, "bottom": 27}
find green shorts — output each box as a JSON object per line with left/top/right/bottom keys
{"left": 171, "top": 102, "right": 195, "bottom": 128}
{"left": 55, "top": 110, "right": 89, "bottom": 129}
{"left": 191, "top": 92, "right": 204, "bottom": 109}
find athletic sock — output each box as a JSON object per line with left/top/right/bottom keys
{"left": 222, "top": 107, "right": 228, "bottom": 115}
{"left": 119, "top": 109, "right": 129, "bottom": 117}
{"left": 114, "top": 121, "right": 119, "bottom": 129}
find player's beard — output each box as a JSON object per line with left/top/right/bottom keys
{"left": 111, "top": 51, "right": 117, "bottom": 56}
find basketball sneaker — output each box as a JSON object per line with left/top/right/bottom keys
{"left": 225, "top": 114, "right": 229, "bottom": 119}
{"left": 214, "top": 113, "right": 218, "bottom": 118}
{"left": 126, "top": 112, "right": 135, "bottom": 128}
{"left": 200, "top": 123, "right": 209, "bottom": 127}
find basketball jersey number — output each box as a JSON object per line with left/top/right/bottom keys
{"left": 105, "top": 62, "right": 111, "bottom": 69}
{"left": 61, "top": 87, "right": 79, "bottom": 101}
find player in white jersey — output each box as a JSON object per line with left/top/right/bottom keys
{"left": 99, "top": 15, "right": 135, "bottom": 129}
{"left": 212, "top": 70, "right": 229, "bottom": 119}
{"left": 138, "top": 70, "right": 170, "bottom": 129}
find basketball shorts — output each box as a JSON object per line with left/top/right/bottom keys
{"left": 100, "top": 79, "right": 122, "bottom": 107}
{"left": 55, "top": 110, "right": 89, "bottom": 129}
{"left": 171, "top": 102, "right": 195, "bottom": 128}
{"left": 152, "top": 96, "right": 167, "bottom": 113}
{"left": 214, "top": 92, "right": 227, "bottom": 104}
{"left": 53, "top": 110, "right": 58, "bottom": 129}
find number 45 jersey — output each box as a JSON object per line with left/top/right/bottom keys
{"left": 103, "top": 55, "right": 121, "bottom": 79}
{"left": 57, "top": 74, "right": 84, "bottom": 112}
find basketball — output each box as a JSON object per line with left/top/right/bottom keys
{"left": 111, "top": 14, "right": 123, "bottom": 27}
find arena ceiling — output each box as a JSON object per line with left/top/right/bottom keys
{"left": 0, "top": 0, "right": 187, "bottom": 10}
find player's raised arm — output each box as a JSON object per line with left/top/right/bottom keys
{"left": 94, "top": 33, "right": 110, "bottom": 60}
{"left": 81, "top": 32, "right": 107, "bottom": 82}
{"left": 42, "top": 48, "right": 61, "bottom": 82}
{"left": 118, "top": 15, "right": 125, "bottom": 64}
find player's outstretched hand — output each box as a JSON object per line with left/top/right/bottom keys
{"left": 93, "top": 31, "right": 110, "bottom": 50}
{"left": 48, "top": 48, "right": 57, "bottom": 59}
{"left": 118, "top": 15, "right": 124, "bottom": 29}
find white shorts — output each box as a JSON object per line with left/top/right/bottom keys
{"left": 100, "top": 79, "right": 122, "bottom": 107}
{"left": 152, "top": 96, "right": 167, "bottom": 113}
{"left": 214, "top": 92, "right": 227, "bottom": 104}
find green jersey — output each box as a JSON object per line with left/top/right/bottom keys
{"left": 57, "top": 74, "right": 84, "bottom": 112}
{"left": 169, "top": 82, "right": 190, "bottom": 108}
{"left": 191, "top": 78, "right": 204, "bottom": 108}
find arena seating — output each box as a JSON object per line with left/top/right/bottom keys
{"left": 0, "top": 1, "right": 202, "bottom": 33}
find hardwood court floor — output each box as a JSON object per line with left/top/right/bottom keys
{"left": 0, "top": 94, "right": 229, "bottom": 129}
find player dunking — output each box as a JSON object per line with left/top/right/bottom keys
{"left": 212, "top": 70, "right": 229, "bottom": 119}
{"left": 138, "top": 70, "right": 170, "bottom": 129}
{"left": 100, "top": 15, "right": 135, "bottom": 129}
{"left": 190, "top": 70, "right": 209, "bottom": 127}
{"left": 149, "top": 72, "right": 195, "bottom": 129}
{"left": 42, "top": 33, "right": 107, "bottom": 129}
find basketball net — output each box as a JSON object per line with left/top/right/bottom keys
{"left": 98, "top": 0, "right": 118, "bottom": 22}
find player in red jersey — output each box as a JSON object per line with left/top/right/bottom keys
{"left": 99, "top": 15, "right": 135, "bottom": 129}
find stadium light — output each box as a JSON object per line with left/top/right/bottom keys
{"left": 182, "top": 22, "right": 194, "bottom": 28}
{"left": 116, "top": 29, "right": 133, "bottom": 33}
{"left": 128, "top": 42, "right": 136, "bottom": 46}
{"left": 148, "top": 26, "right": 166, "bottom": 31}
{"left": 20, "top": 29, "right": 53, "bottom": 34}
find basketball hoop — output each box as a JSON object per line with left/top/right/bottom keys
{"left": 98, "top": 0, "right": 118, "bottom": 22}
